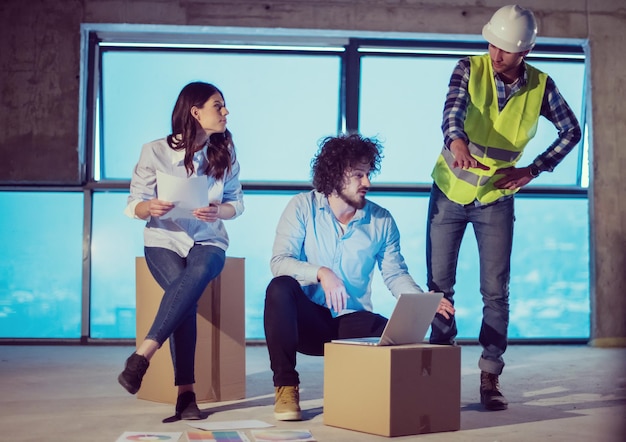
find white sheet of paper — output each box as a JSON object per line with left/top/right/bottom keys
{"left": 251, "top": 429, "right": 316, "bottom": 442}
{"left": 187, "top": 419, "right": 274, "bottom": 431}
{"left": 115, "top": 431, "right": 182, "bottom": 442}
{"left": 156, "top": 170, "right": 209, "bottom": 219}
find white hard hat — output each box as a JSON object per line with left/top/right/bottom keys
{"left": 482, "top": 4, "right": 537, "bottom": 53}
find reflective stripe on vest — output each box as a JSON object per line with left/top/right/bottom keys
{"left": 432, "top": 54, "right": 547, "bottom": 205}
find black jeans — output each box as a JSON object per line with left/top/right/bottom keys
{"left": 264, "top": 275, "right": 388, "bottom": 386}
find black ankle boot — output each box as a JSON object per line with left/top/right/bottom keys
{"left": 118, "top": 353, "right": 149, "bottom": 395}
{"left": 176, "top": 391, "right": 202, "bottom": 420}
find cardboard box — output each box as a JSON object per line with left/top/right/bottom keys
{"left": 323, "top": 343, "right": 460, "bottom": 437}
{"left": 135, "top": 256, "right": 246, "bottom": 404}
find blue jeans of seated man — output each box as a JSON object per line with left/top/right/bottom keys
{"left": 264, "top": 275, "right": 388, "bottom": 387}
{"left": 144, "top": 244, "right": 225, "bottom": 386}
{"left": 426, "top": 184, "right": 514, "bottom": 375}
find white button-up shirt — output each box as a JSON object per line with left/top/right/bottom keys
{"left": 270, "top": 190, "right": 422, "bottom": 315}
{"left": 124, "top": 138, "right": 244, "bottom": 257}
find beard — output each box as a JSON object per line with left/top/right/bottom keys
{"left": 338, "top": 187, "right": 367, "bottom": 209}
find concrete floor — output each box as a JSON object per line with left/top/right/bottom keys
{"left": 0, "top": 344, "right": 624, "bottom": 442}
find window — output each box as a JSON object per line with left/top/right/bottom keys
{"left": 99, "top": 50, "right": 342, "bottom": 182}
{"left": 367, "top": 194, "right": 589, "bottom": 340}
{"left": 360, "top": 55, "right": 456, "bottom": 183}
{"left": 359, "top": 52, "right": 587, "bottom": 186}
{"left": 0, "top": 25, "right": 589, "bottom": 342}
{"left": 0, "top": 191, "right": 83, "bottom": 338}
{"left": 90, "top": 191, "right": 144, "bottom": 338}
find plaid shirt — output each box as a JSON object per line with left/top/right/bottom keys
{"left": 442, "top": 57, "right": 582, "bottom": 172}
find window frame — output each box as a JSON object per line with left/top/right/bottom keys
{"left": 70, "top": 24, "right": 588, "bottom": 343}
{"left": 82, "top": 25, "right": 588, "bottom": 192}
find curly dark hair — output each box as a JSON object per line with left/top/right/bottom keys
{"left": 311, "top": 134, "right": 383, "bottom": 196}
{"left": 166, "top": 82, "right": 234, "bottom": 180}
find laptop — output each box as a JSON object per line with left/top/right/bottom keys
{"left": 331, "top": 292, "right": 443, "bottom": 346}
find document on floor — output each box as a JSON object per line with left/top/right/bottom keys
{"left": 187, "top": 420, "right": 273, "bottom": 431}
{"left": 156, "top": 170, "right": 209, "bottom": 219}
{"left": 250, "top": 429, "right": 315, "bottom": 442}
{"left": 186, "top": 430, "right": 250, "bottom": 441}
{"left": 115, "top": 431, "right": 183, "bottom": 441}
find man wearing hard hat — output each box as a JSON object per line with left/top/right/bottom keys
{"left": 426, "top": 5, "right": 581, "bottom": 410}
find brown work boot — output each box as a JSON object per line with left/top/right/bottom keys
{"left": 274, "top": 386, "right": 302, "bottom": 421}
{"left": 480, "top": 371, "right": 508, "bottom": 410}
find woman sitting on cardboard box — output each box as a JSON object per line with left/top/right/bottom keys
{"left": 118, "top": 81, "right": 244, "bottom": 420}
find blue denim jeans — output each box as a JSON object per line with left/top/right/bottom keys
{"left": 144, "top": 244, "right": 225, "bottom": 386}
{"left": 264, "top": 275, "right": 388, "bottom": 386}
{"left": 426, "top": 184, "right": 514, "bottom": 375}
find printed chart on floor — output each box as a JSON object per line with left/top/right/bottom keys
{"left": 115, "top": 432, "right": 183, "bottom": 442}
{"left": 188, "top": 420, "right": 273, "bottom": 431}
{"left": 250, "top": 429, "right": 315, "bottom": 442}
{"left": 185, "top": 430, "right": 250, "bottom": 441}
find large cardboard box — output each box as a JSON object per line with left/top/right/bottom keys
{"left": 135, "top": 256, "right": 246, "bottom": 404}
{"left": 323, "top": 343, "right": 460, "bottom": 437}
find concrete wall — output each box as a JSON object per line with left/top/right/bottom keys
{"left": 1, "top": 0, "right": 624, "bottom": 345}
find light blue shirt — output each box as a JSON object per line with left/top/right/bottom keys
{"left": 124, "top": 138, "right": 244, "bottom": 257}
{"left": 270, "top": 190, "right": 423, "bottom": 315}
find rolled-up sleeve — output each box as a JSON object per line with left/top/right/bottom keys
{"left": 221, "top": 158, "right": 245, "bottom": 218}
{"left": 378, "top": 215, "right": 424, "bottom": 297}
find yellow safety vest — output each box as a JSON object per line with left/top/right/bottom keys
{"left": 432, "top": 54, "right": 547, "bottom": 204}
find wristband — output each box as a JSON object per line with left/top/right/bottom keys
{"left": 529, "top": 165, "right": 540, "bottom": 178}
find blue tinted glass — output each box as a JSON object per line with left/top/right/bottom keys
{"left": 90, "top": 191, "right": 144, "bottom": 338}
{"left": 360, "top": 56, "right": 456, "bottom": 183}
{"left": 360, "top": 55, "right": 586, "bottom": 187}
{"left": 0, "top": 192, "right": 83, "bottom": 338}
{"left": 366, "top": 193, "right": 589, "bottom": 339}
{"left": 223, "top": 192, "right": 297, "bottom": 339}
{"left": 365, "top": 193, "right": 430, "bottom": 319}
{"left": 92, "top": 43, "right": 589, "bottom": 341}
{"left": 89, "top": 190, "right": 294, "bottom": 340}
{"left": 522, "top": 60, "right": 586, "bottom": 186}
{"left": 88, "top": 192, "right": 589, "bottom": 340}
{"left": 509, "top": 197, "right": 589, "bottom": 338}
{"left": 101, "top": 51, "right": 340, "bottom": 182}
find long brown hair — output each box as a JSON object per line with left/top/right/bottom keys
{"left": 166, "top": 82, "right": 234, "bottom": 180}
